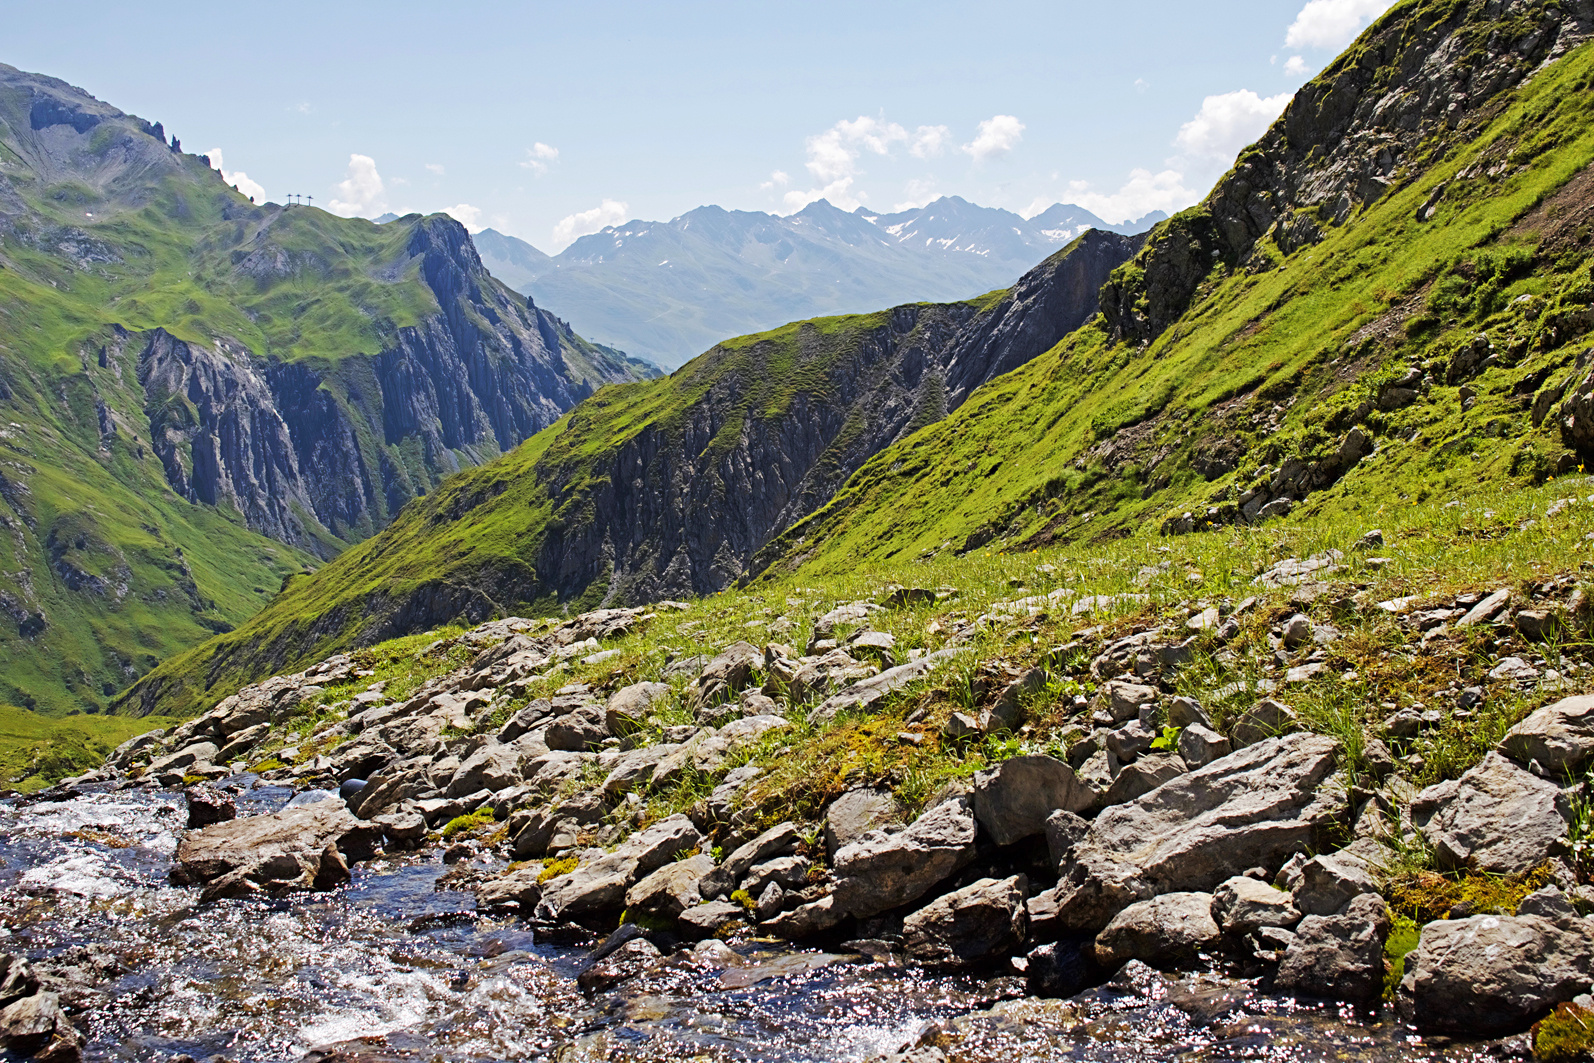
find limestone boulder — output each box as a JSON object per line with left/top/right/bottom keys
{"left": 626, "top": 854, "right": 716, "bottom": 920}
{"left": 902, "top": 875, "right": 1029, "bottom": 969}
{"left": 1093, "top": 892, "right": 1220, "bottom": 969}
{"left": 1051, "top": 734, "right": 1342, "bottom": 933}
{"left": 1212, "top": 876, "right": 1300, "bottom": 935}
{"left": 1274, "top": 893, "right": 1390, "bottom": 1002}
{"left": 832, "top": 799, "right": 979, "bottom": 918}
{"left": 1499, "top": 694, "right": 1594, "bottom": 775}
{"left": 1398, "top": 907, "right": 1594, "bottom": 1034}
{"left": 971, "top": 755, "right": 1092, "bottom": 847}
{"left": 170, "top": 797, "right": 382, "bottom": 899}
{"left": 824, "top": 788, "right": 899, "bottom": 857}
{"left": 1417, "top": 752, "right": 1568, "bottom": 874}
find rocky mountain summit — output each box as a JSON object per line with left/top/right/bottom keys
{"left": 0, "top": 63, "right": 648, "bottom": 713}
{"left": 45, "top": 480, "right": 1594, "bottom": 1053}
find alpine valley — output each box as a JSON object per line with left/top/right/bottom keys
{"left": 10, "top": 1, "right": 1594, "bottom": 1061}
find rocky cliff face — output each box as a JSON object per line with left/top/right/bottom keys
{"left": 129, "top": 215, "right": 643, "bottom": 556}
{"left": 1101, "top": 0, "right": 1594, "bottom": 346}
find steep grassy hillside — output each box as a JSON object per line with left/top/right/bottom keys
{"left": 0, "top": 64, "right": 647, "bottom": 715}
{"left": 113, "top": 230, "right": 1135, "bottom": 718}
{"left": 757, "top": 0, "right": 1594, "bottom": 577}
{"left": 113, "top": 0, "right": 1594, "bottom": 725}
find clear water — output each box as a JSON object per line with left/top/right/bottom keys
{"left": 0, "top": 783, "right": 1492, "bottom": 1062}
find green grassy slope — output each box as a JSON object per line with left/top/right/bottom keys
{"left": 0, "top": 65, "right": 644, "bottom": 715}
{"left": 111, "top": 294, "right": 1023, "bottom": 718}
{"left": 756, "top": 17, "right": 1594, "bottom": 578}
{"left": 0, "top": 703, "right": 181, "bottom": 791}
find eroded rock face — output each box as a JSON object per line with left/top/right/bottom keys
{"left": 1398, "top": 909, "right": 1594, "bottom": 1035}
{"left": 1053, "top": 734, "right": 1342, "bottom": 932}
{"left": 902, "top": 875, "right": 1029, "bottom": 969}
{"left": 170, "top": 797, "right": 382, "bottom": 900}
{"left": 832, "top": 799, "right": 978, "bottom": 918}
{"left": 1416, "top": 752, "right": 1569, "bottom": 874}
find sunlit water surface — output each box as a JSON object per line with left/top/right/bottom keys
{"left": 0, "top": 783, "right": 1496, "bottom": 1062}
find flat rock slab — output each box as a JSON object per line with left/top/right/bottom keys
{"left": 1499, "top": 694, "right": 1594, "bottom": 775}
{"left": 170, "top": 797, "right": 381, "bottom": 897}
{"left": 1054, "top": 734, "right": 1342, "bottom": 933}
{"left": 1418, "top": 752, "right": 1569, "bottom": 874}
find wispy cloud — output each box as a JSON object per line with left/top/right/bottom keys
{"left": 425, "top": 163, "right": 445, "bottom": 176}
{"left": 783, "top": 116, "right": 911, "bottom": 212}
{"left": 1064, "top": 169, "right": 1200, "bottom": 225}
{"left": 894, "top": 178, "right": 939, "bottom": 212}
{"left": 910, "top": 125, "right": 952, "bottom": 159}
{"left": 963, "top": 115, "right": 1024, "bottom": 162}
{"left": 759, "top": 170, "right": 790, "bottom": 192}
{"left": 521, "top": 142, "right": 560, "bottom": 176}
{"left": 552, "top": 198, "right": 628, "bottom": 250}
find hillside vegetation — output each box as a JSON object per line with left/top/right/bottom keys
{"left": 115, "top": 0, "right": 1594, "bottom": 727}
{"left": 0, "top": 64, "right": 646, "bottom": 715}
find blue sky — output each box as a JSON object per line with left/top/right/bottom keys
{"left": 5, "top": 0, "right": 1395, "bottom": 250}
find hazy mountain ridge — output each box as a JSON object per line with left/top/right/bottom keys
{"left": 476, "top": 197, "right": 1164, "bottom": 368}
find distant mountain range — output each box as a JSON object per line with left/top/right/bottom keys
{"left": 469, "top": 198, "right": 1164, "bottom": 368}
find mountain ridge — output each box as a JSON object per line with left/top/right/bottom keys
{"left": 475, "top": 196, "right": 1164, "bottom": 369}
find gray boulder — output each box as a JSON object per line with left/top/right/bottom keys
{"left": 1101, "top": 753, "right": 1187, "bottom": 807}
{"left": 1177, "top": 724, "right": 1232, "bottom": 769}
{"left": 1051, "top": 734, "right": 1342, "bottom": 933}
{"left": 1045, "top": 809, "right": 1089, "bottom": 872}
{"left": 1027, "top": 940, "right": 1091, "bottom": 998}
{"left": 1212, "top": 876, "right": 1300, "bottom": 935}
{"left": 740, "top": 855, "right": 810, "bottom": 897}
{"left": 626, "top": 854, "right": 716, "bottom": 920}
{"left": 170, "top": 796, "right": 382, "bottom": 899}
{"left": 1418, "top": 752, "right": 1568, "bottom": 874}
{"left": 833, "top": 799, "right": 979, "bottom": 918}
{"left": 606, "top": 682, "right": 672, "bottom": 732}
{"left": 824, "top": 788, "right": 900, "bottom": 857}
{"left": 446, "top": 739, "right": 523, "bottom": 798}
{"left": 1166, "top": 696, "right": 1211, "bottom": 729}
{"left": 544, "top": 701, "right": 609, "bottom": 752}
{"left": 1499, "top": 694, "right": 1594, "bottom": 775}
{"left": 474, "top": 864, "right": 545, "bottom": 910}
{"left": 601, "top": 743, "right": 681, "bottom": 796}
{"left": 1093, "top": 892, "right": 1220, "bottom": 969}
{"left": 687, "top": 641, "right": 762, "bottom": 712}
{"left": 577, "top": 937, "right": 662, "bottom": 995}
{"left": 1231, "top": 699, "right": 1298, "bottom": 747}
{"left": 0, "top": 990, "right": 84, "bottom": 1062}
{"left": 762, "top": 894, "right": 847, "bottom": 938}
{"left": 902, "top": 875, "right": 1029, "bottom": 969}
{"left": 1398, "top": 908, "right": 1594, "bottom": 1034}
{"left": 1292, "top": 853, "right": 1378, "bottom": 916}
{"left": 1274, "top": 893, "right": 1390, "bottom": 1002}
{"left": 678, "top": 900, "right": 749, "bottom": 940}
{"left": 699, "top": 822, "right": 800, "bottom": 899}
{"left": 0, "top": 956, "right": 38, "bottom": 1009}
{"left": 535, "top": 814, "right": 703, "bottom": 921}
{"left": 971, "top": 755, "right": 1092, "bottom": 846}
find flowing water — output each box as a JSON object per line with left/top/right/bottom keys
{"left": 0, "top": 781, "right": 1496, "bottom": 1063}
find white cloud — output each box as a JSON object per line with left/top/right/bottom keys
{"left": 894, "top": 178, "right": 939, "bottom": 212}
{"left": 910, "top": 125, "right": 951, "bottom": 158}
{"left": 442, "top": 203, "right": 483, "bottom": 232}
{"left": 551, "top": 198, "right": 628, "bottom": 250}
{"left": 759, "top": 170, "right": 791, "bottom": 191}
{"left": 425, "top": 163, "right": 445, "bottom": 175}
{"left": 1284, "top": 0, "right": 1396, "bottom": 50}
{"left": 205, "top": 148, "right": 266, "bottom": 203}
{"left": 963, "top": 115, "right": 1024, "bottom": 162}
{"left": 1134, "top": 78, "right": 1150, "bottom": 94}
{"left": 1174, "top": 89, "right": 1292, "bottom": 162}
{"left": 1284, "top": 55, "right": 1312, "bottom": 76}
{"left": 782, "top": 116, "right": 911, "bottom": 212}
{"left": 521, "top": 142, "right": 560, "bottom": 176}
{"left": 328, "top": 154, "right": 386, "bottom": 217}
{"left": 1064, "top": 169, "right": 1202, "bottom": 225}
